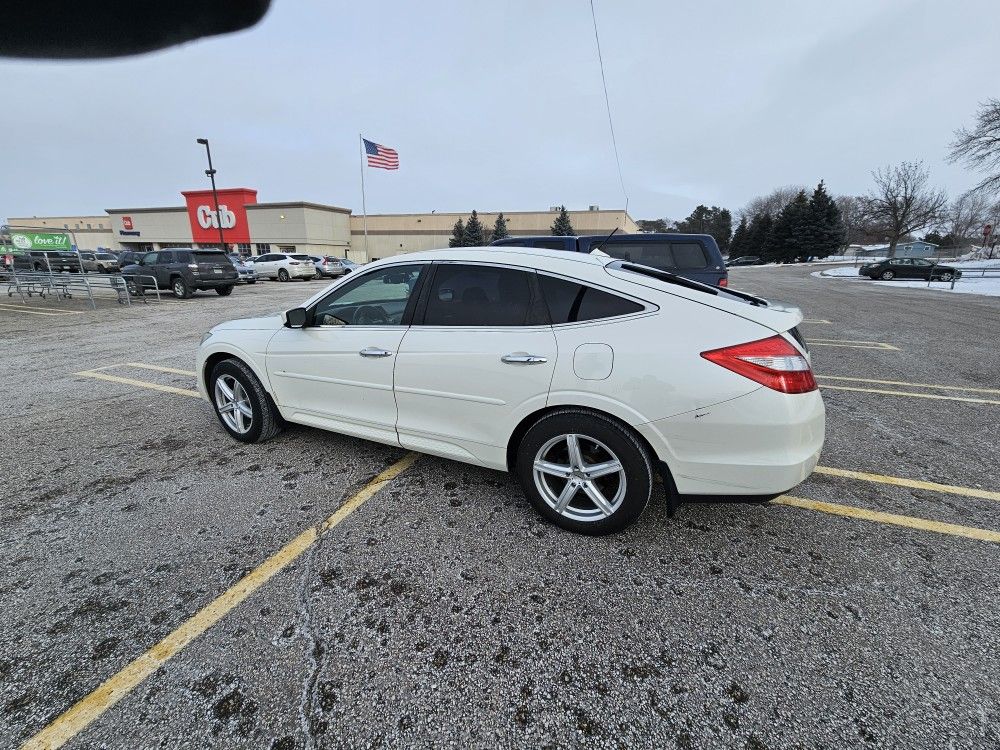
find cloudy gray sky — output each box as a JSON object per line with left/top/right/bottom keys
{"left": 1, "top": 0, "right": 993, "bottom": 223}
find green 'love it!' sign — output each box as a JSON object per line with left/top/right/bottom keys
{"left": 10, "top": 232, "right": 71, "bottom": 250}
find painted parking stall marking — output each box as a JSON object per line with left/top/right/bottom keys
{"left": 807, "top": 338, "right": 899, "bottom": 350}
{"left": 22, "top": 452, "right": 419, "bottom": 750}
{"left": 0, "top": 302, "right": 84, "bottom": 317}
{"left": 816, "top": 374, "right": 1000, "bottom": 406}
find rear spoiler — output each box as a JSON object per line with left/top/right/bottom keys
{"left": 612, "top": 261, "right": 769, "bottom": 307}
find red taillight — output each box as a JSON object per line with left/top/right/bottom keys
{"left": 701, "top": 335, "right": 817, "bottom": 394}
{"left": 718, "top": 277, "right": 728, "bottom": 287}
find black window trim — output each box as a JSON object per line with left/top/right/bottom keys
{"left": 411, "top": 260, "right": 551, "bottom": 328}
{"left": 306, "top": 261, "right": 430, "bottom": 329}
{"left": 534, "top": 269, "right": 655, "bottom": 327}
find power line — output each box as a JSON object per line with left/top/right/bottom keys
{"left": 590, "top": 0, "right": 628, "bottom": 214}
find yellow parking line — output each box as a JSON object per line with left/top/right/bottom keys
{"left": 814, "top": 466, "right": 1000, "bottom": 503}
{"left": 808, "top": 338, "right": 899, "bottom": 350}
{"left": 817, "top": 375, "right": 1000, "bottom": 396}
{"left": 76, "top": 371, "right": 200, "bottom": 398}
{"left": 22, "top": 452, "right": 419, "bottom": 750}
{"left": 773, "top": 495, "right": 1000, "bottom": 544}
{"left": 819, "top": 384, "right": 1000, "bottom": 405}
{"left": 0, "top": 303, "right": 82, "bottom": 317}
{"left": 125, "top": 362, "right": 197, "bottom": 377}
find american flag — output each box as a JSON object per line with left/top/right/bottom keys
{"left": 363, "top": 138, "right": 399, "bottom": 170}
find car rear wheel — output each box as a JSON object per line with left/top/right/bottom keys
{"left": 172, "top": 277, "right": 191, "bottom": 298}
{"left": 278, "top": 268, "right": 290, "bottom": 282}
{"left": 880, "top": 270, "right": 895, "bottom": 280}
{"left": 247, "top": 279, "right": 257, "bottom": 285}
{"left": 216, "top": 285, "right": 234, "bottom": 296}
{"left": 515, "top": 409, "right": 653, "bottom": 535}
{"left": 938, "top": 271, "right": 954, "bottom": 281}
{"left": 210, "top": 359, "right": 283, "bottom": 443}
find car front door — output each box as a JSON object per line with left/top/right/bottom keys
{"left": 265, "top": 263, "right": 426, "bottom": 446}
{"left": 138, "top": 251, "right": 160, "bottom": 287}
{"left": 254, "top": 254, "right": 275, "bottom": 277}
{"left": 393, "top": 262, "right": 557, "bottom": 467}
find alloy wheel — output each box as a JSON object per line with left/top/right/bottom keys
{"left": 214, "top": 375, "right": 253, "bottom": 434}
{"left": 532, "top": 433, "right": 627, "bottom": 523}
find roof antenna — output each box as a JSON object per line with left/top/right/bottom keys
{"left": 591, "top": 226, "right": 619, "bottom": 256}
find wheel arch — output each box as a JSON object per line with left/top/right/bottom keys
{"left": 201, "top": 346, "right": 274, "bottom": 400}
{"left": 506, "top": 404, "right": 665, "bottom": 480}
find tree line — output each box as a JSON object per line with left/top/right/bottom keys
{"left": 635, "top": 99, "right": 1000, "bottom": 260}
{"left": 448, "top": 206, "right": 576, "bottom": 247}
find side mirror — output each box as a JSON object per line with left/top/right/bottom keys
{"left": 284, "top": 307, "right": 308, "bottom": 328}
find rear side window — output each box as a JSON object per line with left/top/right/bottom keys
{"left": 538, "top": 274, "right": 643, "bottom": 324}
{"left": 423, "top": 264, "right": 535, "bottom": 326}
{"left": 601, "top": 241, "right": 709, "bottom": 270}
{"left": 670, "top": 242, "right": 710, "bottom": 269}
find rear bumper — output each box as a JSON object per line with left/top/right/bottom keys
{"left": 193, "top": 276, "right": 238, "bottom": 289}
{"left": 636, "top": 387, "right": 825, "bottom": 496}
{"left": 288, "top": 266, "right": 316, "bottom": 277}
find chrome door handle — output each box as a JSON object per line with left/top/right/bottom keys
{"left": 359, "top": 347, "right": 393, "bottom": 358}
{"left": 501, "top": 353, "right": 548, "bottom": 364}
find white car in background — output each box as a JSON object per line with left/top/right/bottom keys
{"left": 196, "top": 247, "right": 825, "bottom": 535}
{"left": 248, "top": 252, "right": 317, "bottom": 281}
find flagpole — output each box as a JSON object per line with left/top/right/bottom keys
{"left": 358, "top": 134, "right": 369, "bottom": 261}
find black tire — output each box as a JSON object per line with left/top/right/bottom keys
{"left": 216, "top": 285, "right": 234, "bottom": 296}
{"left": 97, "top": 265, "right": 106, "bottom": 273}
{"left": 278, "top": 268, "right": 290, "bottom": 282}
{"left": 879, "top": 270, "right": 894, "bottom": 280}
{"left": 126, "top": 279, "right": 140, "bottom": 296}
{"left": 515, "top": 409, "right": 653, "bottom": 535}
{"left": 938, "top": 272, "right": 954, "bottom": 282}
{"left": 247, "top": 279, "right": 257, "bottom": 285}
{"left": 172, "top": 276, "right": 192, "bottom": 299}
{"left": 209, "top": 358, "right": 284, "bottom": 443}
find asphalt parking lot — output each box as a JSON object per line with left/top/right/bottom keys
{"left": 3, "top": 266, "right": 999, "bottom": 749}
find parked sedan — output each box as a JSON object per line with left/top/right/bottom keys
{"left": 227, "top": 254, "right": 257, "bottom": 284}
{"left": 860, "top": 258, "right": 961, "bottom": 281}
{"left": 79, "top": 251, "right": 121, "bottom": 274}
{"left": 197, "top": 247, "right": 824, "bottom": 535}
{"left": 726, "top": 255, "right": 765, "bottom": 267}
{"left": 310, "top": 255, "right": 347, "bottom": 278}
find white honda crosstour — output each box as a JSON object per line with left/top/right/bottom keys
{"left": 197, "top": 247, "right": 824, "bottom": 534}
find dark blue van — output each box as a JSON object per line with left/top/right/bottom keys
{"left": 490, "top": 233, "right": 729, "bottom": 287}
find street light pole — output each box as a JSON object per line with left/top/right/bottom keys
{"left": 196, "top": 138, "right": 227, "bottom": 252}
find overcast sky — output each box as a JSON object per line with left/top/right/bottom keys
{"left": 1, "top": 0, "right": 994, "bottom": 223}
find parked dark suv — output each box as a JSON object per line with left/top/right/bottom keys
{"left": 121, "top": 248, "right": 238, "bottom": 298}
{"left": 12, "top": 250, "right": 83, "bottom": 273}
{"left": 491, "top": 233, "right": 729, "bottom": 286}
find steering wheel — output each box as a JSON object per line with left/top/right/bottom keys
{"left": 354, "top": 305, "right": 390, "bottom": 326}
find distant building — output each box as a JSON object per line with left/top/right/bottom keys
{"left": 9, "top": 193, "right": 636, "bottom": 263}
{"left": 868, "top": 240, "right": 939, "bottom": 258}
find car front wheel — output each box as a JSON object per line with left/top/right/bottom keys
{"left": 210, "top": 359, "right": 284, "bottom": 443}
{"left": 515, "top": 409, "right": 653, "bottom": 535}
{"left": 880, "top": 270, "right": 894, "bottom": 280}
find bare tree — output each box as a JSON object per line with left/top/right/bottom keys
{"left": 859, "top": 161, "right": 947, "bottom": 257}
{"left": 741, "top": 185, "right": 805, "bottom": 220}
{"left": 834, "top": 195, "right": 863, "bottom": 245}
{"left": 944, "top": 190, "right": 991, "bottom": 249}
{"left": 949, "top": 98, "right": 1000, "bottom": 195}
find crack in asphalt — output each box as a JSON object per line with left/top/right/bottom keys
{"left": 295, "top": 537, "right": 325, "bottom": 750}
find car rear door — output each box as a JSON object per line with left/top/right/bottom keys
{"left": 393, "top": 262, "right": 557, "bottom": 467}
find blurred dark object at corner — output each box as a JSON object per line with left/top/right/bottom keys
{"left": 2, "top": 0, "right": 272, "bottom": 59}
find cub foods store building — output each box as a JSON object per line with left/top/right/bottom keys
{"left": 8, "top": 189, "right": 636, "bottom": 263}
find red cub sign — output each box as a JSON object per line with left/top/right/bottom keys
{"left": 122, "top": 216, "right": 134, "bottom": 231}
{"left": 182, "top": 188, "right": 257, "bottom": 245}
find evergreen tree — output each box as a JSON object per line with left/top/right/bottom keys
{"left": 806, "top": 180, "right": 845, "bottom": 258}
{"left": 677, "top": 204, "right": 732, "bottom": 251}
{"left": 729, "top": 215, "right": 749, "bottom": 256}
{"left": 745, "top": 212, "right": 773, "bottom": 257}
{"left": 763, "top": 190, "right": 810, "bottom": 262}
{"left": 463, "top": 210, "right": 485, "bottom": 246}
{"left": 491, "top": 212, "right": 510, "bottom": 242}
{"left": 449, "top": 218, "right": 465, "bottom": 248}
{"left": 551, "top": 206, "right": 576, "bottom": 236}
